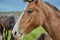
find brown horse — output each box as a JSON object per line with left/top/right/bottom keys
{"left": 12, "top": 0, "right": 60, "bottom": 40}
{"left": 0, "top": 15, "right": 15, "bottom": 40}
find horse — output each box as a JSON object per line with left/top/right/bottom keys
{"left": 38, "top": 33, "right": 52, "bottom": 40}
{"left": 12, "top": 0, "right": 60, "bottom": 40}
{"left": 0, "top": 15, "right": 16, "bottom": 40}
{"left": 0, "top": 15, "right": 15, "bottom": 30}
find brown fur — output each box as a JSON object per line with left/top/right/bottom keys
{"left": 14, "top": 0, "right": 60, "bottom": 40}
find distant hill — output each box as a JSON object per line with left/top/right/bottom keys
{"left": 0, "top": 11, "right": 22, "bottom": 15}
{"left": 0, "top": 11, "right": 22, "bottom": 21}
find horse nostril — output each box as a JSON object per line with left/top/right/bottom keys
{"left": 21, "top": 33, "right": 23, "bottom": 36}
{"left": 14, "top": 31, "right": 17, "bottom": 35}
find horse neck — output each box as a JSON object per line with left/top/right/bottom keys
{"left": 37, "top": 1, "right": 60, "bottom": 40}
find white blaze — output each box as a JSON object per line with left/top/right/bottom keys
{"left": 12, "top": 4, "right": 28, "bottom": 35}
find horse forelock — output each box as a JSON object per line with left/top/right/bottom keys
{"left": 24, "top": 0, "right": 33, "bottom": 2}
{"left": 23, "top": 0, "right": 37, "bottom": 2}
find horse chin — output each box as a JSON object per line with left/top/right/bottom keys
{"left": 12, "top": 32, "right": 25, "bottom": 40}
{"left": 16, "top": 34, "right": 25, "bottom": 40}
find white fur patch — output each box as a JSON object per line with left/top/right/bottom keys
{"left": 12, "top": 4, "right": 28, "bottom": 39}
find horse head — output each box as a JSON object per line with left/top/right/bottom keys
{"left": 12, "top": 0, "right": 45, "bottom": 40}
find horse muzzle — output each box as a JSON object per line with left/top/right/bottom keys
{"left": 12, "top": 31, "right": 25, "bottom": 40}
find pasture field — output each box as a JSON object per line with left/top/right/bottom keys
{"left": 0, "top": 12, "right": 46, "bottom": 40}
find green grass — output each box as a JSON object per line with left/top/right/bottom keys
{"left": 7, "top": 30, "right": 12, "bottom": 40}
{"left": 23, "top": 26, "right": 46, "bottom": 40}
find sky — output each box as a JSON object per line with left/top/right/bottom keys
{"left": 0, "top": 0, "right": 60, "bottom": 12}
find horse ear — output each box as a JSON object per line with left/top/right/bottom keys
{"left": 23, "top": 0, "right": 33, "bottom": 2}
{"left": 23, "top": 0, "right": 38, "bottom": 3}
{"left": 23, "top": 0, "right": 28, "bottom": 2}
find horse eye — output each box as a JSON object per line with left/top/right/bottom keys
{"left": 27, "top": 9, "right": 33, "bottom": 13}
